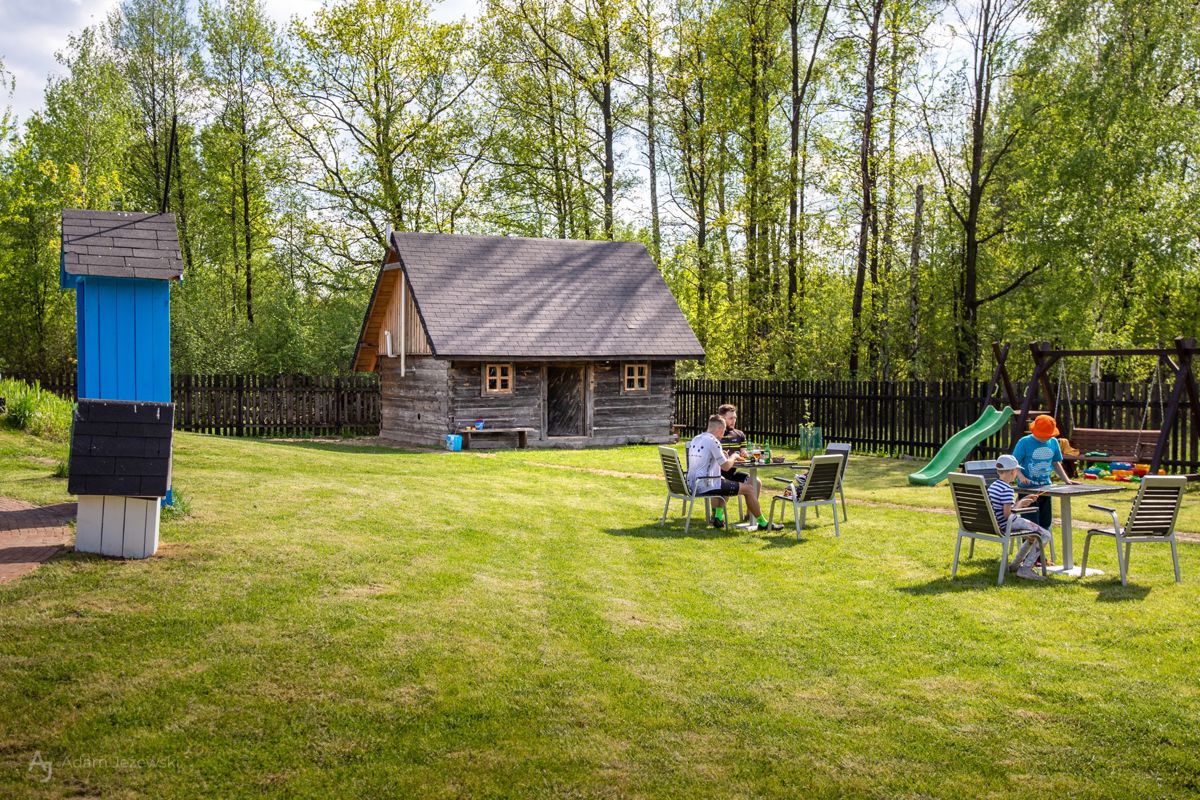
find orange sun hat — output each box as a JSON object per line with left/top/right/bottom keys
{"left": 1031, "top": 415, "right": 1059, "bottom": 440}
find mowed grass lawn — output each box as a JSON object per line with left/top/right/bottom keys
{"left": 2, "top": 430, "right": 1200, "bottom": 799}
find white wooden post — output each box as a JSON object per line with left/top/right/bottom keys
{"left": 75, "top": 495, "right": 161, "bottom": 559}
{"left": 399, "top": 271, "right": 406, "bottom": 377}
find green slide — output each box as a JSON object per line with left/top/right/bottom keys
{"left": 907, "top": 406, "right": 1015, "bottom": 486}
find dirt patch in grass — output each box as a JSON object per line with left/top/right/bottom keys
{"left": 528, "top": 461, "right": 660, "bottom": 480}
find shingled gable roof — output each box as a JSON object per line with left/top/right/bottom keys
{"left": 68, "top": 399, "right": 174, "bottom": 498}
{"left": 61, "top": 209, "right": 184, "bottom": 281}
{"left": 355, "top": 232, "right": 705, "bottom": 366}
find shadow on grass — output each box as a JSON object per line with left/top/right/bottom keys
{"left": 606, "top": 520, "right": 741, "bottom": 541}
{"left": 895, "top": 565, "right": 1057, "bottom": 594}
{"left": 1094, "top": 581, "right": 1153, "bottom": 602}
{"left": 758, "top": 533, "right": 804, "bottom": 549}
{"left": 254, "top": 438, "right": 433, "bottom": 456}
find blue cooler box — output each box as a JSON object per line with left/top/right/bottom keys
{"left": 444, "top": 434, "right": 462, "bottom": 451}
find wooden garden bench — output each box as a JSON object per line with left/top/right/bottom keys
{"left": 1066, "top": 428, "right": 1159, "bottom": 463}
{"left": 457, "top": 427, "right": 536, "bottom": 449}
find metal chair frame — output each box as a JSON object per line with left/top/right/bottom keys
{"left": 658, "top": 446, "right": 712, "bottom": 535}
{"left": 825, "top": 443, "right": 851, "bottom": 521}
{"left": 1082, "top": 475, "right": 1186, "bottom": 585}
{"left": 961, "top": 462, "right": 1057, "bottom": 565}
{"left": 768, "top": 454, "right": 843, "bottom": 539}
{"left": 949, "top": 473, "right": 1047, "bottom": 586}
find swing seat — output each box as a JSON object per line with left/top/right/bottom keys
{"left": 1065, "top": 429, "right": 1160, "bottom": 464}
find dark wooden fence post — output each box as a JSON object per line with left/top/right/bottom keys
{"left": 235, "top": 374, "right": 244, "bottom": 437}
{"left": 335, "top": 376, "right": 344, "bottom": 436}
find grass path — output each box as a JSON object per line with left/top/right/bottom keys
{"left": 1, "top": 431, "right": 1199, "bottom": 798}
{"left": 524, "top": 457, "right": 1200, "bottom": 540}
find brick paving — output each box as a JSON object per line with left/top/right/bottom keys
{"left": 0, "top": 497, "right": 76, "bottom": 584}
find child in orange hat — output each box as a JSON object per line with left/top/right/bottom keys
{"left": 1012, "top": 414, "right": 1076, "bottom": 536}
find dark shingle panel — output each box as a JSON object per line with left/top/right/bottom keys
{"left": 61, "top": 209, "right": 184, "bottom": 280}
{"left": 68, "top": 400, "right": 174, "bottom": 498}
{"left": 390, "top": 233, "right": 705, "bottom": 360}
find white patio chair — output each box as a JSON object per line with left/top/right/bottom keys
{"left": 825, "top": 443, "right": 852, "bottom": 521}
{"left": 949, "top": 473, "right": 1046, "bottom": 586}
{"left": 961, "top": 460, "right": 1055, "bottom": 564}
{"left": 1082, "top": 475, "right": 1186, "bottom": 585}
{"left": 768, "top": 454, "right": 843, "bottom": 539}
{"left": 659, "top": 446, "right": 711, "bottom": 535}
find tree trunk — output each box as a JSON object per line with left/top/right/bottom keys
{"left": 601, "top": 28, "right": 615, "bottom": 240}
{"left": 849, "top": 0, "right": 883, "bottom": 378}
{"left": 241, "top": 135, "right": 253, "bottom": 325}
{"left": 878, "top": 10, "right": 901, "bottom": 379}
{"left": 908, "top": 183, "right": 924, "bottom": 371}
{"left": 645, "top": 7, "right": 662, "bottom": 261}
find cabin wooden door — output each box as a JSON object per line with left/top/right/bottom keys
{"left": 546, "top": 366, "right": 584, "bottom": 436}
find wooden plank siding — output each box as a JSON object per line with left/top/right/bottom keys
{"left": 448, "top": 361, "right": 545, "bottom": 436}
{"left": 591, "top": 361, "right": 676, "bottom": 441}
{"left": 444, "top": 360, "right": 676, "bottom": 446}
{"left": 379, "top": 356, "right": 450, "bottom": 445}
{"left": 377, "top": 272, "right": 432, "bottom": 358}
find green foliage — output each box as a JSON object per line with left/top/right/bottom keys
{"left": 3, "top": 431, "right": 1200, "bottom": 795}
{"left": 162, "top": 488, "right": 191, "bottom": 519}
{"left": 0, "top": 378, "right": 74, "bottom": 441}
{"left": 0, "top": 0, "right": 1197, "bottom": 379}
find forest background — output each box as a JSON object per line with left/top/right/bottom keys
{"left": 0, "top": 0, "right": 1197, "bottom": 382}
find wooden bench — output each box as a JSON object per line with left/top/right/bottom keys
{"left": 457, "top": 427, "right": 536, "bottom": 449}
{"left": 1065, "top": 428, "right": 1159, "bottom": 464}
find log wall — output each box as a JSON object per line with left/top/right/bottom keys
{"left": 445, "top": 360, "right": 675, "bottom": 446}
{"left": 379, "top": 356, "right": 449, "bottom": 445}
{"left": 448, "top": 362, "right": 545, "bottom": 433}
{"left": 591, "top": 361, "right": 676, "bottom": 442}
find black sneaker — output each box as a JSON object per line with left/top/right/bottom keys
{"left": 758, "top": 521, "right": 783, "bottom": 531}
{"left": 712, "top": 516, "right": 725, "bottom": 529}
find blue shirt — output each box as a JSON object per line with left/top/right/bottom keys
{"left": 988, "top": 479, "right": 1015, "bottom": 526}
{"left": 1013, "top": 434, "right": 1062, "bottom": 487}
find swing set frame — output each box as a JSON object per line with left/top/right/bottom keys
{"left": 985, "top": 337, "right": 1200, "bottom": 474}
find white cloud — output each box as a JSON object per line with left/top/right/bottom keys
{"left": 0, "top": 0, "right": 483, "bottom": 124}
{"left": 0, "top": 0, "right": 122, "bottom": 123}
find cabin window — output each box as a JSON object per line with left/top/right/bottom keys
{"left": 484, "top": 363, "right": 514, "bottom": 394}
{"left": 624, "top": 363, "right": 649, "bottom": 392}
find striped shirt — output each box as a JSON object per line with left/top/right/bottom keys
{"left": 987, "top": 479, "right": 1015, "bottom": 526}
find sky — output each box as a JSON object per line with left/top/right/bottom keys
{"left": 0, "top": 0, "right": 480, "bottom": 125}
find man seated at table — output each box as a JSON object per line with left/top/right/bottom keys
{"left": 686, "top": 414, "right": 772, "bottom": 530}
{"left": 717, "top": 403, "right": 762, "bottom": 515}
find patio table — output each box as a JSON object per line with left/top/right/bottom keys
{"left": 729, "top": 459, "right": 801, "bottom": 529}
{"left": 1017, "top": 483, "right": 1129, "bottom": 577}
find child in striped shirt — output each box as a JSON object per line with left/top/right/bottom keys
{"left": 990, "top": 454, "right": 1051, "bottom": 580}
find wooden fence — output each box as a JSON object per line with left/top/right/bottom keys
{"left": 7, "top": 373, "right": 381, "bottom": 437}
{"left": 674, "top": 379, "right": 1200, "bottom": 471}
{"left": 10, "top": 371, "right": 1199, "bottom": 468}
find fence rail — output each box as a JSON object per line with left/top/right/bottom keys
{"left": 6, "top": 372, "right": 381, "bottom": 437}
{"left": 8, "top": 371, "right": 1198, "bottom": 469}
{"left": 674, "top": 379, "right": 1200, "bottom": 472}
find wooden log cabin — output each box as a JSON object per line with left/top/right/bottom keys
{"left": 352, "top": 233, "right": 706, "bottom": 447}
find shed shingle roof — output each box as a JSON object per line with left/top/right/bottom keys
{"left": 61, "top": 209, "right": 184, "bottom": 281}
{"left": 386, "top": 232, "right": 705, "bottom": 360}
{"left": 68, "top": 400, "right": 174, "bottom": 498}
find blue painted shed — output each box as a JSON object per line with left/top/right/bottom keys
{"left": 60, "top": 209, "right": 183, "bottom": 402}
